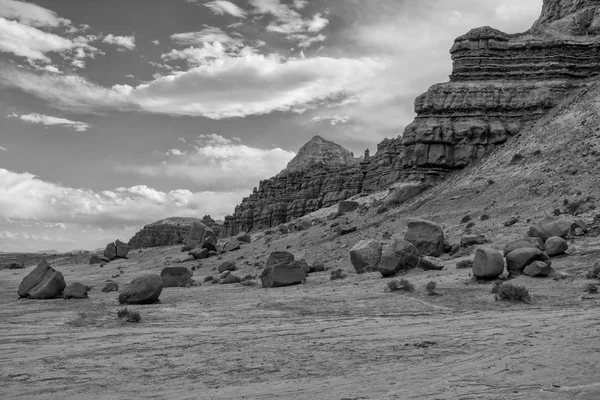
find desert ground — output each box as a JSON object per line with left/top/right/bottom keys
{"left": 2, "top": 205, "right": 600, "bottom": 400}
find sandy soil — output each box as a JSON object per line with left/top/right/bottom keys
{"left": 2, "top": 226, "right": 600, "bottom": 400}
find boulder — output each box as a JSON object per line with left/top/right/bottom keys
{"left": 160, "top": 267, "right": 194, "bottom": 287}
{"left": 202, "top": 237, "right": 217, "bottom": 253}
{"left": 301, "top": 220, "right": 312, "bottom": 230}
{"left": 337, "top": 200, "right": 359, "bottom": 215}
{"left": 223, "top": 239, "right": 241, "bottom": 252}
{"left": 419, "top": 256, "right": 445, "bottom": 271}
{"left": 545, "top": 236, "right": 568, "bottom": 257}
{"left": 8, "top": 262, "right": 24, "bottom": 269}
{"left": 506, "top": 248, "right": 551, "bottom": 273}
{"left": 277, "top": 224, "right": 289, "bottom": 234}
{"left": 350, "top": 239, "right": 382, "bottom": 273}
{"left": 104, "top": 242, "right": 117, "bottom": 260}
{"left": 378, "top": 183, "right": 430, "bottom": 214}
{"left": 115, "top": 239, "right": 129, "bottom": 258}
{"left": 378, "top": 239, "right": 420, "bottom": 277}
{"left": 89, "top": 254, "right": 103, "bottom": 265}
{"left": 570, "top": 220, "right": 587, "bottom": 236}
{"left": 218, "top": 261, "right": 237, "bottom": 273}
{"left": 118, "top": 274, "right": 163, "bottom": 304}
{"left": 182, "top": 222, "right": 216, "bottom": 252}
{"left": 503, "top": 237, "right": 545, "bottom": 256}
{"left": 266, "top": 251, "right": 295, "bottom": 267}
{"left": 337, "top": 223, "right": 357, "bottom": 235}
{"left": 101, "top": 280, "right": 119, "bottom": 293}
{"left": 311, "top": 262, "right": 326, "bottom": 273}
{"left": 64, "top": 282, "right": 89, "bottom": 299}
{"left": 472, "top": 247, "right": 505, "bottom": 279}
{"left": 523, "top": 261, "right": 554, "bottom": 277}
{"left": 236, "top": 232, "right": 251, "bottom": 244}
{"left": 260, "top": 261, "right": 307, "bottom": 288}
{"left": 100, "top": 256, "right": 111, "bottom": 263}
{"left": 220, "top": 274, "right": 240, "bottom": 284}
{"left": 191, "top": 248, "right": 209, "bottom": 260}
{"left": 460, "top": 235, "right": 489, "bottom": 247}
{"left": 528, "top": 217, "right": 571, "bottom": 242}
{"left": 404, "top": 220, "right": 444, "bottom": 257}
{"left": 18, "top": 260, "right": 66, "bottom": 299}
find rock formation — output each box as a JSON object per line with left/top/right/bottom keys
{"left": 129, "top": 216, "right": 222, "bottom": 249}
{"left": 224, "top": 0, "right": 600, "bottom": 236}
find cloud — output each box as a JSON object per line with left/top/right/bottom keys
{"left": 0, "top": 145, "right": 7, "bottom": 151}
{"left": 292, "top": 0, "right": 308, "bottom": 10}
{"left": 310, "top": 115, "right": 351, "bottom": 126}
{"left": 170, "top": 27, "right": 244, "bottom": 47}
{"left": 128, "top": 134, "right": 295, "bottom": 191}
{"left": 102, "top": 34, "right": 136, "bottom": 50}
{"left": 0, "top": 0, "right": 70, "bottom": 27}
{"left": 152, "top": 39, "right": 160, "bottom": 45}
{"left": 8, "top": 112, "right": 92, "bottom": 131}
{"left": 203, "top": 1, "right": 247, "bottom": 18}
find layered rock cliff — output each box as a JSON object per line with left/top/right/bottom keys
{"left": 128, "top": 216, "right": 222, "bottom": 249}
{"left": 224, "top": 0, "right": 600, "bottom": 235}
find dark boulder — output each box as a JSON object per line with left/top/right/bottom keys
{"left": 350, "top": 239, "right": 382, "bottom": 273}
{"left": 182, "top": 222, "right": 216, "bottom": 252}
{"left": 8, "top": 262, "right": 24, "bottom": 269}
{"left": 118, "top": 274, "right": 163, "bottom": 304}
{"left": 104, "top": 242, "right": 117, "bottom": 260}
{"left": 89, "top": 254, "right": 103, "bottom": 265}
{"left": 223, "top": 239, "right": 241, "bottom": 252}
{"left": 236, "top": 231, "right": 251, "bottom": 244}
{"left": 337, "top": 200, "right": 359, "bottom": 215}
{"left": 506, "top": 248, "right": 551, "bottom": 273}
{"left": 311, "top": 262, "right": 326, "bottom": 273}
{"left": 18, "top": 260, "right": 66, "bottom": 299}
{"left": 260, "top": 261, "right": 307, "bottom": 288}
{"left": 115, "top": 239, "right": 129, "bottom": 258}
{"left": 266, "top": 251, "right": 295, "bottom": 267}
{"left": 64, "top": 282, "right": 89, "bottom": 299}
{"left": 419, "top": 256, "right": 445, "bottom": 271}
{"left": 460, "top": 235, "right": 489, "bottom": 247}
{"left": 545, "top": 237, "right": 568, "bottom": 257}
{"left": 528, "top": 217, "right": 571, "bottom": 242}
{"left": 337, "top": 223, "right": 357, "bottom": 236}
{"left": 161, "top": 267, "right": 194, "bottom": 287}
{"left": 378, "top": 239, "right": 420, "bottom": 277}
{"left": 503, "top": 237, "right": 545, "bottom": 256}
{"left": 472, "top": 247, "right": 504, "bottom": 279}
{"left": 404, "top": 220, "right": 444, "bottom": 257}
{"left": 218, "top": 261, "right": 237, "bottom": 273}
{"left": 523, "top": 261, "right": 554, "bottom": 277}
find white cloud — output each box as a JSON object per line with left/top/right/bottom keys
{"left": 0, "top": 0, "right": 70, "bottom": 27}
{"left": 0, "top": 145, "right": 7, "bottom": 151}
{"left": 170, "top": 27, "right": 244, "bottom": 47}
{"left": 152, "top": 39, "right": 160, "bottom": 45}
{"left": 310, "top": 115, "right": 351, "bottom": 126}
{"left": 167, "top": 149, "right": 186, "bottom": 156}
{"left": 102, "top": 34, "right": 135, "bottom": 50}
{"left": 292, "top": 0, "right": 308, "bottom": 10}
{"left": 203, "top": 1, "right": 247, "bottom": 18}
{"left": 8, "top": 112, "right": 92, "bottom": 131}
{"left": 308, "top": 13, "right": 329, "bottom": 32}
{"left": 129, "top": 134, "right": 295, "bottom": 191}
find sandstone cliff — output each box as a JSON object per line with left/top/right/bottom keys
{"left": 128, "top": 216, "right": 222, "bottom": 249}
{"left": 224, "top": 0, "right": 600, "bottom": 236}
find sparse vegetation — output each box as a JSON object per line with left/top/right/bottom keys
{"left": 456, "top": 259, "right": 473, "bottom": 269}
{"left": 584, "top": 262, "right": 600, "bottom": 279}
{"left": 388, "top": 279, "right": 414, "bottom": 293}
{"left": 491, "top": 280, "right": 503, "bottom": 294}
{"left": 584, "top": 283, "right": 598, "bottom": 294}
{"left": 425, "top": 281, "right": 437, "bottom": 295}
{"left": 330, "top": 269, "right": 347, "bottom": 280}
{"left": 117, "top": 307, "right": 141, "bottom": 322}
{"left": 101, "top": 281, "right": 119, "bottom": 293}
{"left": 494, "top": 283, "right": 531, "bottom": 303}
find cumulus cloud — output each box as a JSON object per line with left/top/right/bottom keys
{"left": 128, "top": 134, "right": 295, "bottom": 191}
{"left": 170, "top": 27, "right": 244, "bottom": 47}
{"left": 8, "top": 112, "right": 91, "bottom": 131}
{"left": 310, "top": 115, "right": 351, "bottom": 126}
{"left": 102, "top": 34, "right": 136, "bottom": 50}
{"left": 0, "top": 145, "right": 7, "bottom": 151}
{"left": 203, "top": 0, "right": 247, "bottom": 18}
{"left": 0, "top": 0, "right": 70, "bottom": 27}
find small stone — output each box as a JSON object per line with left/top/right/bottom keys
{"left": 523, "top": 261, "right": 554, "bottom": 277}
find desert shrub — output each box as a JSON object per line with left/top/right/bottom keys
{"left": 584, "top": 283, "right": 598, "bottom": 294}
{"left": 425, "top": 281, "right": 437, "bottom": 295}
{"left": 510, "top": 153, "right": 524, "bottom": 164}
{"left": 117, "top": 307, "right": 129, "bottom": 318}
{"left": 330, "top": 269, "right": 347, "bottom": 281}
{"left": 465, "top": 221, "right": 476, "bottom": 229}
{"left": 116, "top": 308, "right": 141, "bottom": 322}
{"left": 460, "top": 215, "right": 472, "bottom": 224}
{"left": 101, "top": 281, "right": 119, "bottom": 293}
{"left": 456, "top": 259, "right": 473, "bottom": 269}
{"left": 584, "top": 262, "right": 600, "bottom": 279}
{"left": 494, "top": 283, "right": 531, "bottom": 303}
{"left": 388, "top": 279, "right": 414, "bottom": 293}
{"left": 490, "top": 280, "right": 503, "bottom": 294}
{"left": 480, "top": 214, "right": 490, "bottom": 221}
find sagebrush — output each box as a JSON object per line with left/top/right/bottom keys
{"left": 117, "top": 307, "right": 141, "bottom": 322}
{"left": 388, "top": 279, "right": 414, "bottom": 293}
{"left": 494, "top": 283, "right": 531, "bottom": 303}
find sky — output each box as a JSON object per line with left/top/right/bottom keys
{"left": 0, "top": 0, "right": 542, "bottom": 252}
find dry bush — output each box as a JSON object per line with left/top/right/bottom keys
{"left": 584, "top": 262, "right": 600, "bottom": 279}
{"left": 456, "top": 259, "right": 473, "bottom": 269}
{"left": 116, "top": 308, "right": 141, "bottom": 322}
{"left": 101, "top": 281, "right": 119, "bottom": 293}
{"left": 490, "top": 280, "right": 503, "bottom": 294}
{"left": 494, "top": 283, "right": 531, "bottom": 303}
{"left": 425, "top": 281, "right": 437, "bottom": 295}
{"left": 584, "top": 283, "right": 598, "bottom": 294}
{"left": 330, "top": 269, "right": 347, "bottom": 280}
{"left": 388, "top": 279, "right": 414, "bottom": 293}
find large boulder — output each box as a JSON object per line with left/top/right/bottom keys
{"left": 528, "top": 217, "right": 571, "bottom": 242}
{"left": 160, "top": 267, "right": 194, "bottom": 287}
{"left": 190, "top": 248, "right": 209, "bottom": 260}
{"left": 118, "top": 274, "right": 163, "bottom": 304}
{"left": 236, "top": 232, "right": 251, "bottom": 244}
{"left": 523, "top": 261, "right": 554, "bottom": 277}
{"left": 89, "top": 254, "right": 102, "bottom": 265}
{"left": 378, "top": 239, "right": 420, "bottom": 277}
{"left": 545, "top": 237, "right": 568, "bottom": 257}
{"left": 218, "top": 261, "right": 237, "bottom": 273}
{"left": 378, "top": 183, "right": 430, "bottom": 214}
{"left": 337, "top": 223, "right": 357, "bottom": 236}
{"left": 223, "top": 239, "right": 241, "bottom": 252}
{"left": 472, "top": 247, "right": 505, "bottom": 279}
{"left": 297, "top": 259, "right": 311, "bottom": 274}
{"left": 266, "top": 251, "right": 295, "bottom": 267}
{"left": 419, "top": 256, "right": 445, "bottom": 271}
{"left": 18, "top": 260, "right": 66, "bottom": 299}
{"left": 104, "top": 242, "right": 117, "bottom": 260}
{"left": 115, "top": 239, "right": 129, "bottom": 258}
{"left": 260, "top": 261, "right": 307, "bottom": 288}
{"left": 404, "top": 220, "right": 444, "bottom": 257}
{"left": 350, "top": 239, "right": 382, "bottom": 273}
{"left": 506, "top": 248, "right": 551, "bottom": 273}
{"left": 182, "top": 222, "right": 216, "bottom": 252}
{"left": 337, "top": 201, "right": 359, "bottom": 216}
{"left": 63, "top": 282, "right": 89, "bottom": 299}
{"left": 311, "top": 261, "right": 326, "bottom": 273}
{"left": 503, "top": 237, "right": 545, "bottom": 256}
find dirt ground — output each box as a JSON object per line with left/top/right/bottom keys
{"left": 2, "top": 220, "right": 600, "bottom": 400}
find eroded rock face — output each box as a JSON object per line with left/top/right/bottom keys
{"left": 129, "top": 217, "right": 222, "bottom": 249}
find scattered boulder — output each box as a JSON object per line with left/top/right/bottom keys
{"left": 378, "top": 239, "right": 420, "bottom": 277}
{"left": 460, "top": 235, "right": 488, "bottom": 247}
{"left": 236, "top": 232, "right": 251, "bottom": 244}
{"left": 337, "top": 223, "right": 357, "bottom": 235}
{"left": 89, "top": 254, "right": 102, "bottom": 265}
{"left": 18, "top": 260, "right": 66, "bottom": 299}
{"left": 191, "top": 248, "right": 209, "bottom": 260}
{"left": 350, "top": 239, "right": 382, "bottom": 273}
{"left": 182, "top": 222, "right": 217, "bottom": 252}
{"left": 202, "top": 237, "right": 217, "bottom": 253}
{"left": 104, "top": 242, "right": 117, "bottom": 260}
{"left": 337, "top": 200, "right": 359, "bottom": 216}
{"left": 8, "top": 262, "right": 24, "bottom": 269}
{"left": 64, "top": 282, "right": 89, "bottom": 299}
{"left": 311, "top": 262, "right": 326, "bottom": 273}
{"left": 118, "top": 274, "right": 163, "bottom": 304}
{"left": 528, "top": 217, "right": 571, "bottom": 242}
{"left": 160, "top": 267, "right": 194, "bottom": 287}
{"left": 570, "top": 220, "right": 588, "bottom": 236}
{"left": 545, "top": 237, "right": 568, "bottom": 257}
{"left": 266, "top": 251, "right": 295, "bottom": 267}
{"left": 404, "top": 219, "right": 444, "bottom": 257}
{"left": 115, "top": 239, "right": 129, "bottom": 258}
{"left": 419, "top": 256, "right": 445, "bottom": 271}
{"left": 101, "top": 280, "right": 119, "bottom": 292}
{"left": 503, "top": 237, "right": 545, "bottom": 256}
{"left": 377, "top": 183, "right": 429, "bottom": 214}
{"left": 297, "top": 259, "right": 311, "bottom": 274}
{"left": 503, "top": 216, "right": 520, "bottom": 227}
{"left": 523, "top": 261, "right": 554, "bottom": 277}
{"left": 260, "top": 261, "right": 307, "bottom": 288}
{"left": 220, "top": 274, "right": 240, "bottom": 284}
{"left": 473, "top": 247, "right": 504, "bottom": 279}
{"left": 218, "top": 261, "right": 237, "bottom": 273}
{"left": 223, "top": 239, "right": 241, "bottom": 252}
{"left": 506, "top": 248, "right": 551, "bottom": 274}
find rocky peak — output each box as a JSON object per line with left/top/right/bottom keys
{"left": 282, "top": 135, "right": 357, "bottom": 173}
{"left": 532, "top": 0, "right": 600, "bottom": 34}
